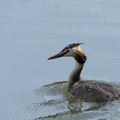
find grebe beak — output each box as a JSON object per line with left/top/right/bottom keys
{"left": 48, "top": 50, "right": 67, "bottom": 60}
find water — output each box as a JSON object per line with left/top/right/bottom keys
{"left": 0, "top": 0, "right": 120, "bottom": 120}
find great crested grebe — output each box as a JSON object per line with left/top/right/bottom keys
{"left": 48, "top": 43, "right": 120, "bottom": 102}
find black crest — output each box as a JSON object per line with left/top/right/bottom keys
{"left": 61, "top": 43, "right": 83, "bottom": 52}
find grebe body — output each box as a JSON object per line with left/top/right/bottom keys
{"left": 48, "top": 43, "right": 120, "bottom": 102}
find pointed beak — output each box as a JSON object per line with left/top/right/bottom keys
{"left": 79, "top": 43, "right": 84, "bottom": 45}
{"left": 48, "top": 50, "right": 67, "bottom": 60}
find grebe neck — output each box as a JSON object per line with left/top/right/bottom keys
{"left": 68, "top": 61, "right": 84, "bottom": 91}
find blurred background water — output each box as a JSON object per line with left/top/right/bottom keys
{"left": 0, "top": 0, "right": 120, "bottom": 120}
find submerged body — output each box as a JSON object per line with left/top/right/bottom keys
{"left": 48, "top": 43, "right": 120, "bottom": 102}
{"left": 70, "top": 80, "right": 120, "bottom": 102}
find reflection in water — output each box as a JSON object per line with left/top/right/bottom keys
{"left": 24, "top": 80, "right": 120, "bottom": 120}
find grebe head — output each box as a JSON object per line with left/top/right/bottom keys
{"left": 48, "top": 43, "right": 87, "bottom": 64}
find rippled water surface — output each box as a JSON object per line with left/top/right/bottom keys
{"left": 0, "top": 0, "right": 120, "bottom": 120}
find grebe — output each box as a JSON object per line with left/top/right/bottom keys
{"left": 48, "top": 43, "right": 120, "bottom": 102}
